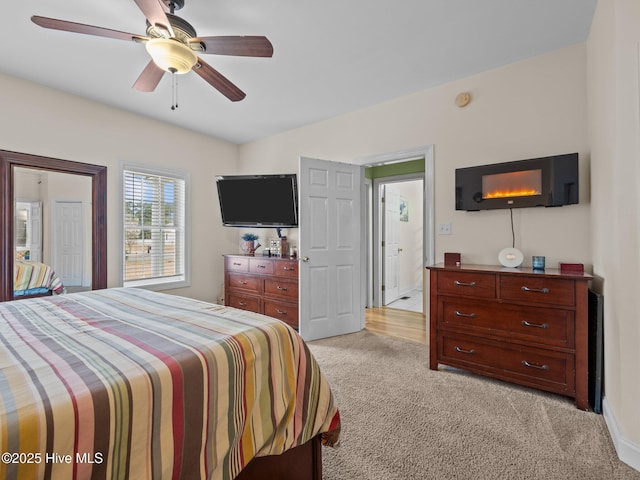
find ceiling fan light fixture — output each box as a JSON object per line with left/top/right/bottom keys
{"left": 145, "top": 38, "right": 197, "bottom": 74}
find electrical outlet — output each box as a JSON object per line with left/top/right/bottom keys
{"left": 438, "top": 223, "right": 452, "bottom": 235}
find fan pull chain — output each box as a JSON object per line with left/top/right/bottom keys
{"left": 170, "top": 69, "right": 179, "bottom": 110}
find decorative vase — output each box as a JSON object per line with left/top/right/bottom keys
{"left": 242, "top": 240, "right": 261, "bottom": 256}
{"left": 242, "top": 240, "right": 255, "bottom": 255}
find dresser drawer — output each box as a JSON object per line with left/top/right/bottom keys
{"left": 226, "top": 294, "right": 261, "bottom": 312}
{"left": 225, "top": 256, "right": 249, "bottom": 272}
{"left": 249, "top": 258, "right": 274, "bottom": 275}
{"left": 439, "top": 298, "right": 575, "bottom": 349}
{"left": 500, "top": 276, "right": 575, "bottom": 307}
{"left": 440, "top": 333, "right": 575, "bottom": 393}
{"left": 264, "top": 277, "right": 298, "bottom": 301}
{"left": 227, "top": 273, "right": 262, "bottom": 294}
{"left": 437, "top": 271, "right": 496, "bottom": 299}
{"left": 274, "top": 260, "right": 299, "bottom": 278}
{"left": 264, "top": 300, "right": 298, "bottom": 329}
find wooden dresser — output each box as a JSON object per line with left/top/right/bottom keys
{"left": 427, "top": 263, "right": 592, "bottom": 410}
{"left": 224, "top": 255, "right": 299, "bottom": 329}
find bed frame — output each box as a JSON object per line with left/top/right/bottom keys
{"left": 235, "top": 436, "right": 322, "bottom": 480}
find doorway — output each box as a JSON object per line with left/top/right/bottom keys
{"left": 293, "top": 147, "right": 433, "bottom": 340}
{"left": 354, "top": 145, "right": 435, "bottom": 317}
{"left": 379, "top": 177, "right": 424, "bottom": 313}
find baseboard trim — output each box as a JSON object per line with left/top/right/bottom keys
{"left": 602, "top": 396, "right": 640, "bottom": 472}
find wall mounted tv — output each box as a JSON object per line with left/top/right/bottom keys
{"left": 216, "top": 174, "right": 298, "bottom": 227}
{"left": 455, "top": 153, "right": 579, "bottom": 211}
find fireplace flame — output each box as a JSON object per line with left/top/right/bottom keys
{"left": 482, "top": 169, "right": 542, "bottom": 200}
{"left": 484, "top": 188, "right": 541, "bottom": 199}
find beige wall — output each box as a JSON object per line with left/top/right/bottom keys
{"left": 240, "top": 44, "right": 590, "bottom": 269}
{"left": 588, "top": 0, "right": 640, "bottom": 468}
{"left": 0, "top": 73, "right": 240, "bottom": 302}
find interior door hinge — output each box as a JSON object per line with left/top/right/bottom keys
{"left": 381, "top": 285, "right": 385, "bottom": 291}
{"left": 381, "top": 240, "right": 385, "bottom": 247}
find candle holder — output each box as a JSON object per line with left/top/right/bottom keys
{"left": 532, "top": 256, "right": 546, "bottom": 271}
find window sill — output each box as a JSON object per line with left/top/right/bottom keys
{"left": 124, "top": 276, "right": 189, "bottom": 292}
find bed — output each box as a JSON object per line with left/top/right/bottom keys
{"left": 0, "top": 287, "right": 340, "bottom": 479}
{"left": 13, "top": 259, "right": 65, "bottom": 297}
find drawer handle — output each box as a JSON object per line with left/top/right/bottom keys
{"left": 454, "top": 346, "right": 476, "bottom": 355}
{"left": 276, "top": 309, "right": 288, "bottom": 315}
{"left": 454, "top": 311, "right": 476, "bottom": 318}
{"left": 239, "top": 301, "right": 247, "bottom": 306}
{"left": 454, "top": 280, "right": 476, "bottom": 287}
{"left": 283, "top": 267, "right": 295, "bottom": 271}
{"left": 521, "top": 286, "right": 549, "bottom": 294}
{"left": 233, "top": 262, "right": 242, "bottom": 266}
{"left": 239, "top": 280, "right": 248, "bottom": 285}
{"left": 521, "top": 320, "right": 549, "bottom": 329}
{"left": 276, "top": 286, "right": 288, "bottom": 291}
{"left": 257, "top": 264, "right": 267, "bottom": 269}
{"left": 522, "top": 360, "right": 549, "bottom": 370}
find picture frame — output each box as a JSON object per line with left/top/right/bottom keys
{"left": 399, "top": 197, "right": 409, "bottom": 222}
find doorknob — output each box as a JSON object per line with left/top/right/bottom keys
{"left": 398, "top": 248, "right": 403, "bottom": 253}
{"left": 301, "top": 256, "right": 310, "bottom": 262}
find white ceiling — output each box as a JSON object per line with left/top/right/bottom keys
{"left": 1, "top": 0, "right": 597, "bottom": 145}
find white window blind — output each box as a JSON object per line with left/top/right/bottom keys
{"left": 123, "top": 168, "right": 186, "bottom": 287}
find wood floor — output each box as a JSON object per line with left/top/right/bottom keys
{"left": 365, "top": 306, "right": 427, "bottom": 345}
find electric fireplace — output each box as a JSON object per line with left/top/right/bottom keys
{"left": 455, "top": 153, "right": 578, "bottom": 211}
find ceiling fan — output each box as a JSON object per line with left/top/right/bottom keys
{"left": 31, "top": 0, "right": 273, "bottom": 104}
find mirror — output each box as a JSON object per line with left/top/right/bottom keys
{"left": 14, "top": 168, "right": 92, "bottom": 292}
{"left": 1, "top": 150, "right": 107, "bottom": 302}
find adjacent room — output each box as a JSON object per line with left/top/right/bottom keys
{"left": 1, "top": 0, "right": 639, "bottom": 478}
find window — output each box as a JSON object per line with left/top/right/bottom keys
{"left": 122, "top": 165, "right": 188, "bottom": 289}
{"left": 15, "top": 203, "right": 29, "bottom": 249}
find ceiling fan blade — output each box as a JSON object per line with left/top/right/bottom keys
{"left": 193, "top": 57, "right": 246, "bottom": 102}
{"left": 132, "top": 0, "right": 174, "bottom": 37}
{"left": 133, "top": 60, "right": 165, "bottom": 92}
{"left": 192, "top": 36, "right": 274, "bottom": 57}
{"left": 31, "top": 16, "right": 145, "bottom": 42}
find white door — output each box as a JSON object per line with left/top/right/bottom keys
{"left": 299, "top": 157, "right": 363, "bottom": 341}
{"left": 383, "top": 186, "right": 400, "bottom": 305}
{"left": 29, "top": 201, "right": 43, "bottom": 263}
{"left": 53, "top": 201, "right": 84, "bottom": 286}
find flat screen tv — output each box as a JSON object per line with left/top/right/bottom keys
{"left": 216, "top": 174, "right": 298, "bottom": 227}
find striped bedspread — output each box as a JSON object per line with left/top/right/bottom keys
{"left": 0, "top": 288, "right": 340, "bottom": 480}
{"left": 13, "top": 260, "right": 64, "bottom": 296}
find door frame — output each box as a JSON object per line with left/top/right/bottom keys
{"left": 354, "top": 145, "right": 435, "bottom": 309}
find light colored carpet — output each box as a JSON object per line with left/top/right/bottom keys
{"left": 308, "top": 331, "right": 640, "bottom": 480}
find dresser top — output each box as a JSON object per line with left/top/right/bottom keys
{"left": 427, "top": 263, "right": 592, "bottom": 280}
{"left": 224, "top": 254, "right": 298, "bottom": 261}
